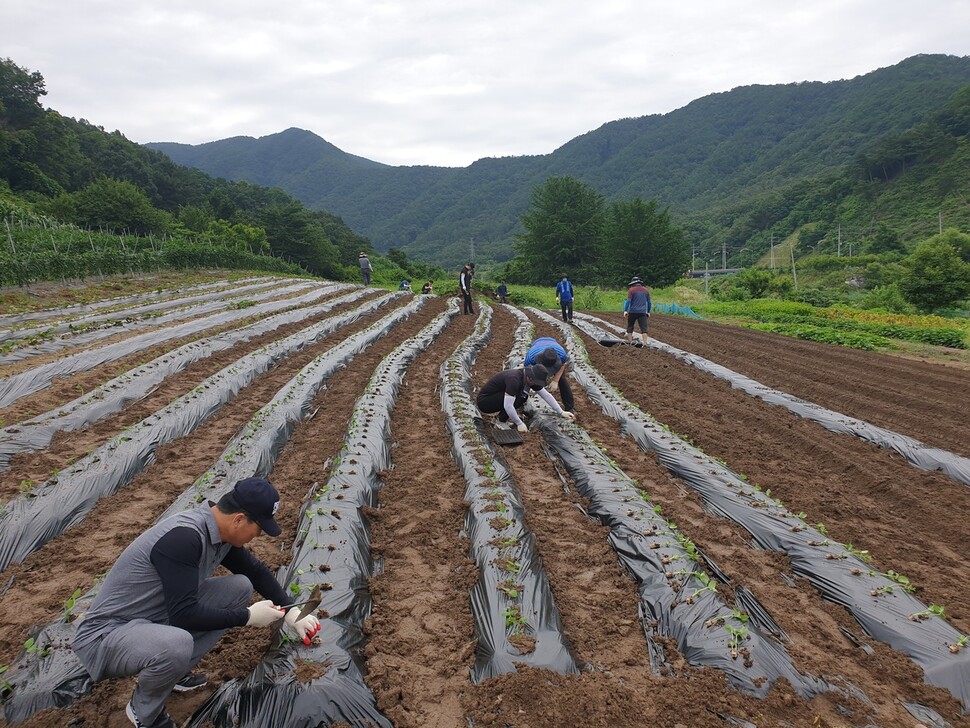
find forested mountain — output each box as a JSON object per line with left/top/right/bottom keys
{"left": 147, "top": 54, "right": 970, "bottom": 268}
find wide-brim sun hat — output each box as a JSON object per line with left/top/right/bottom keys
{"left": 628, "top": 277, "right": 642, "bottom": 286}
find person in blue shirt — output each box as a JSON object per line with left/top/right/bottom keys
{"left": 496, "top": 280, "right": 509, "bottom": 303}
{"left": 555, "top": 274, "right": 574, "bottom": 322}
{"left": 622, "top": 276, "right": 652, "bottom": 347}
{"left": 399, "top": 278, "right": 412, "bottom": 292}
{"left": 524, "top": 336, "right": 575, "bottom": 414}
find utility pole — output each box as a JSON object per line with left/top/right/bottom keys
{"left": 790, "top": 243, "right": 798, "bottom": 290}
{"left": 704, "top": 260, "right": 710, "bottom": 295}
{"left": 770, "top": 233, "right": 774, "bottom": 269}
{"left": 939, "top": 211, "right": 943, "bottom": 234}
{"left": 469, "top": 237, "right": 475, "bottom": 262}
{"left": 837, "top": 224, "right": 842, "bottom": 257}
{"left": 721, "top": 240, "right": 727, "bottom": 270}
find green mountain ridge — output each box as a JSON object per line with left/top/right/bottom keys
{"left": 146, "top": 54, "right": 970, "bottom": 268}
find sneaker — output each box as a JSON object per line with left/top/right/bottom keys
{"left": 173, "top": 671, "right": 208, "bottom": 692}
{"left": 126, "top": 701, "right": 176, "bottom": 728}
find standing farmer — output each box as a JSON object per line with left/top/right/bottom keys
{"left": 623, "top": 276, "right": 652, "bottom": 347}
{"left": 358, "top": 252, "right": 372, "bottom": 285}
{"left": 555, "top": 274, "right": 574, "bottom": 322}
{"left": 72, "top": 478, "right": 321, "bottom": 728}
{"left": 459, "top": 262, "right": 475, "bottom": 315}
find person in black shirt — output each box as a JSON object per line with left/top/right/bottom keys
{"left": 459, "top": 263, "right": 475, "bottom": 314}
{"left": 476, "top": 364, "right": 575, "bottom": 432}
{"left": 73, "top": 478, "right": 321, "bottom": 728}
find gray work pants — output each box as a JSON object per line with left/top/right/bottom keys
{"left": 81, "top": 574, "right": 251, "bottom": 725}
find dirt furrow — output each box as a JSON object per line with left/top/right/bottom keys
{"left": 359, "top": 311, "right": 479, "bottom": 728}
{"left": 639, "top": 313, "right": 970, "bottom": 457}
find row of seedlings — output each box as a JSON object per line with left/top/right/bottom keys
{"left": 0, "top": 281, "right": 331, "bottom": 408}
{"left": 0, "top": 296, "right": 433, "bottom": 724}
{"left": 184, "top": 301, "right": 462, "bottom": 728}
{"left": 0, "top": 276, "right": 273, "bottom": 330}
{"left": 439, "top": 303, "right": 578, "bottom": 681}
{"left": 577, "top": 312, "right": 970, "bottom": 487}
{"left": 0, "top": 285, "right": 363, "bottom": 472}
{"left": 0, "top": 277, "right": 300, "bottom": 356}
{"left": 0, "top": 292, "right": 407, "bottom": 573}
{"left": 507, "top": 307, "right": 828, "bottom": 700}
{"left": 0, "top": 279, "right": 321, "bottom": 365}
{"left": 537, "top": 308, "right": 970, "bottom": 712}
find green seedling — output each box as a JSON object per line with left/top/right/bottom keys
{"left": 870, "top": 585, "right": 893, "bottom": 597}
{"left": 497, "top": 580, "right": 521, "bottom": 599}
{"left": 62, "top": 587, "right": 83, "bottom": 622}
{"left": 909, "top": 604, "right": 946, "bottom": 622}
{"left": 844, "top": 544, "right": 873, "bottom": 564}
{"left": 289, "top": 583, "right": 303, "bottom": 598}
{"left": 725, "top": 624, "right": 749, "bottom": 659}
{"left": 502, "top": 605, "right": 528, "bottom": 635}
{"left": 883, "top": 570, "right": 916, "bottom": 592}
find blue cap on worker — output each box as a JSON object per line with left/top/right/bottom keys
{"left": 232, "top": 477, "right": 282, "bottom": 536}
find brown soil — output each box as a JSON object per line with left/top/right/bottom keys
{"left": 3, "top": 294, "right": 970, "bottom": 728}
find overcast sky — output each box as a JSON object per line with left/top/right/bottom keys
{"left": 5, "top": 1, "right": 970, "bottom": 167}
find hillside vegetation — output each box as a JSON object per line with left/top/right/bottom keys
{"left": 0, "top": 57, "right": 441, "bottom": 288}
{"left": 149, "top": 54, "right": 970, "bottom": 270}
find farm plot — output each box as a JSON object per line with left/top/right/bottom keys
{"left": 2, "top": 285, "right": 970, "bottom": 727}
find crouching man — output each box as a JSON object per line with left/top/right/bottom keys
{"left": 72, "top": 477, "right": 320, "bottom": 728}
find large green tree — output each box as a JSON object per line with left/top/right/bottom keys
{"left": 512, "top": 176, "right": 605, "bottom": 284}
{"left": 899, "top": 228, "right": 970, "bottom": 311}
{"left": 603, "top": 197, "right": 691, "bottom": 286}
{"left": 45, "top": 177, "right": 171, "bottom": 234}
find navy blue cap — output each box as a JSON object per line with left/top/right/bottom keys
{"left": 232, "top": 477, "right": 282, "bottom": 536}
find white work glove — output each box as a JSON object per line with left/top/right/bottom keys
{"left": 547, "top": 381, "right": 559, "bottom": 393}
{"left": 516, "top": 423, "right": 528, "bottom": 433}
{"left": 286, "top": 607, "right": 322, "bottom": 643}
{"left": 561, "top": 411, "right": 575, "bottom": 421}
{"left": 246, "top": 600, "right": 285, "bottom": 627}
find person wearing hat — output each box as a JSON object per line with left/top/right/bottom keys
{"left": 622, "top": 276, "right": 652, "bottom": 347}
{"left": 476, "top": 363, "right": 575, "bottom": 432}
{"left": 358, "top": 252, "right": 372, "bottom": 286}
{"left": 72, "top": 478, "right": 320, "bottom": 728}
{"left": 555, "top": 274, "right": 574, "bottom": 322}
{"left": 459, "top": 262, "right": 475, "bottom": 315}
{"left": 524, "top": 336, "right": 575, "bottom": 415}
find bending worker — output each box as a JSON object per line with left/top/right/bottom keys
{"left": 524, "top": 336, "right": 575, "bottom": 415}
{"left": 72, "top": 478, "right": 321, "bottom": 728}
{"left": 476, "top": 363, "right": 575, "bottom": 432}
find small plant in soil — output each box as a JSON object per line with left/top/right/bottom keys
{"left": 62, "top": 587, "right": 83, "bottom": 623}
{"left": 870, "top": 585, "right": 893, "bottom": 597}
{"left": 503, "top": 605, "right": 528, "bottom": 635}
{"left": 725, "top": 624, "right": 749, "bottom": 660}
{"left": 949, "top": 635, "right": 969, "bottom": 654}
{"left": 908, "top": 604, "right": 946, "bottom": 622}
{"left": 498, "top": 580, "right": 521, "bottom": 599}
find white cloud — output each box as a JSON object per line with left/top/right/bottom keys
{"left": 3, "top": 0, "right": 969, "bottom": 166}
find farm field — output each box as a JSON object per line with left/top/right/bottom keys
{"left": 2, "top": 276, "right": 970, "bottom": 727}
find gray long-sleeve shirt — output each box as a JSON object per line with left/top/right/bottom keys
{"left": 73, "top": 502, "right": 287, "bottom": 676}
